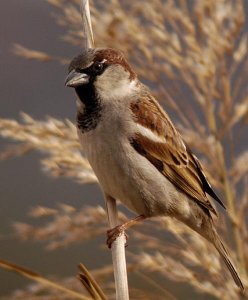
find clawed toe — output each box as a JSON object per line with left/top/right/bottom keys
{"left": 106, "top": 215, "right": 145, "bottom": 248}
{"left": 106, "top": 225, "right": 128, "bottom": 248}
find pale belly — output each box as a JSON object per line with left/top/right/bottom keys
{"left": 83, "top": 136, "right": 148, "bottom": 214}
{"left": 78, "top": 129, "right": 188, "bottom": 217}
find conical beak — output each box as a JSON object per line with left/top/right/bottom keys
{"left": 65, "top": 70, "right": 90, "bottom": 87}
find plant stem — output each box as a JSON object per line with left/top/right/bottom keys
{"left": 105, "top": 195, "right": 129, "bottom": 300}
{"left": 0, "top": 260, "right": 90, "bottom": 300}
{"left": 206, "top": 98, "right": 246, "bottom": 274}
{"left": 78, "top": 263, "right": 107, "bottom": 300}
{"left": 216, "top": 141, "right": 246, "bottom": 274}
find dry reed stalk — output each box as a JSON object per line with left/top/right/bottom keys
{"left": 105, "top": 196, "right": 129, "bottom": 300}
{"left": 78, "top": 263, "right": 107, "bottom": 300}
{"left": 0, "top": 259, "right": 91, "bottom": 300}
{"left": 80, "top": 1, "right": 129, "bottom": 299}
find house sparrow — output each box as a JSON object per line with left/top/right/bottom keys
{"left": 65, "top": 48, "right": 244, "bottom": 291}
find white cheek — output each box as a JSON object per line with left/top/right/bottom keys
{"left": 107, "top": 79, "right": 137, "bottom": 99}
{"left": 94, "top": 64, "right": 138, "bottom": 102}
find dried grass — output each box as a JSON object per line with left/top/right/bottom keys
{"left": 1, "top": 0, "right": 248, "bottom": 299}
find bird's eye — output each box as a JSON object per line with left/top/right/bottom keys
{"left": 93, "top": 62, "right": 104, "bottom": 73}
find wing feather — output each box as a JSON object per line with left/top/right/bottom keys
{"left": 130, "top": 93, "right": 225, "bottom": 215}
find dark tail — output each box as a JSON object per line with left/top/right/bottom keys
{"left": 214, "top": 233, "right": 244, "bottom": 292}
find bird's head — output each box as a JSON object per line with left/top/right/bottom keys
{"left": 65, "top": 48, "right": 137, "bottom": 102}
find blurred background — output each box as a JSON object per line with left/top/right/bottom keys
{"left": 0, "top": 1, "right": 248, "bottom": 299}
{"left": 0, "top": 0, "right": 106, "bottom": 296}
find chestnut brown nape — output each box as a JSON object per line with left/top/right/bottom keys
{"left": 93, "top": 48, "right": 136, "bottom": 80}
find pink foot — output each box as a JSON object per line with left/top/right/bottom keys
{"left": 106, "top": 225, "right": 128, "bottom": 248}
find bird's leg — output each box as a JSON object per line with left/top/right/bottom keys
{"left": 107, "top": 215, "right": 146, "bottom": 248}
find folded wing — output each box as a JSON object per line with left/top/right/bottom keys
{"left": 130, "top": 91, "right": 225, "bottom": 215}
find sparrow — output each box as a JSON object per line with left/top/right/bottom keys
{"left": 65, "top": 47, "right": 244, "bottom": 291}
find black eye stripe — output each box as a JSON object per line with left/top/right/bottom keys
{"left": 78, "top": 61, "right": 107, "bottom": 76}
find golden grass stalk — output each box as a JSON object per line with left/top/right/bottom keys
{"left": 0, "top": 259, "right": 91, "bottom": 300}
{"left": 78, "top": 263, "right": 107, "bottom": 300}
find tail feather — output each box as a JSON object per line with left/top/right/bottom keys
{"left": 214, "top": 235, "right": 244, "bottom": 292}
{"left": 179, "top": 202, "right": 244, "bottom": 291}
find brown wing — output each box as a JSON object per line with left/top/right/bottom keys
{"left": 130, "top": 92, "right": 225, "bottom": 215}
